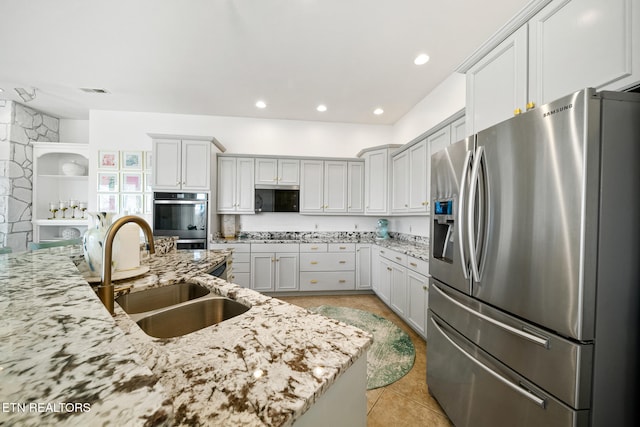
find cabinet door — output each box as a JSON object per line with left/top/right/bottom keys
{"left": 153, "top": 139, "right": 182, "bottom": 189}
{"left": 529, "top": 0, "right": 637, "bottom": 105}
{"left": 275, "top": 253, "right": 299, "bottom": 291}
{"left": 408, "top": 141, "right": 428, "bottom": 213}
{"left": 407, "top": 270, "right": 428, "bottom": 337}
{"left": 217, "top": 157, "right": 237, "bottom": 212}
{"left": 451, "top": 116, "right": 467, "bottom": 142}
{"left": 278, "top": 159, "right": 300, "bottom": 186}
{"left": 426, "top": 127, "right": 452, "bottom": 211}
{"left": 364, "top": 150, "right": 389, "bottom": 214}
{"left": 389, "top": 263, "right": 407, "bottom": 316}
{"left": 371, "top": 245, "right": 381, "bottom": 293}
{"left": 255, "top": 158, "right": 278, "bottom": 186}
{"left": 356, "top": 244, "right": 371, "bottom": 289}
{"left": 235, "top": 158, "right": 255, "bottom": 213}
{"left": 391, "top": 151, "right": 409, "bottom": 213}
{"left": 300, "top": 160, "right": 324, "bottom": 213}
{"left": 251, "top": 253, "right": 275, "bottom": 291}
{"left": 466, "top": 25, "right": 528, "bottom": 134}
{"left": 377, "top": 257, "right": 392, "bottom": 304}
{"left": 324, "top": 161, "right": 348, "bottom": 213}
{"left": 347, "top": 161, "right": 364, "bottom": 213}
{"left": 181, "top": 140, "right": 210, "bottom": 190}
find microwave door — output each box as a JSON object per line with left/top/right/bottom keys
{"left": 430, "top": 137, "right": 474, "bottom": 295}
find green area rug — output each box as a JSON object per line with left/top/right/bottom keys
{"left": 309, "top": 305, "right": 415, "bottom": 389}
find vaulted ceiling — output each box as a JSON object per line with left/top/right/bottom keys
{"left": 0, "top": 0, "right": 530, "bottom": 124}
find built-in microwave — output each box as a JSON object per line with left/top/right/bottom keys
{"left": 254, "top": 187, "right": 299, "bottom": 212}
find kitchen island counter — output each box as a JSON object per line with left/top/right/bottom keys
{"left": 0, "top": 247, "right": 372, "bottom": 426}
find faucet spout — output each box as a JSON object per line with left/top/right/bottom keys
{"left": 98, "top": 215, "right": 155, "bottom": 315}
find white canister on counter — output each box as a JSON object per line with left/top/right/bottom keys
{"left": 116, "top": 220, "right": 141, "bottom": 271}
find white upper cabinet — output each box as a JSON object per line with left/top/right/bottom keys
{"left": 255, "top": 158, "right": 300, "bottom": 187}
{"left": 464, "top": 0, "right": 640, "bottom": 134}
{"left": 528, "top": 0, "right": 639, "bottom": 105}
{"left": 300, "top": 160, "right": 353, "bottom": 214}
{"left": 362, "top": 146, "right": 399, "bottom": 215}
{"left": 391, "top": 150, "right": 409, "bottom": 213}
{"left": 153, "top": 138, "right": 211, "bottom": 191}
{"left": 217, "top": 156, "right": 255, "bottom": 213}
{"left": 466, "top": 25, "right": 528, "bottom": 134}
{"left": 347, "top": 161, "right": 364, "bottom": 213}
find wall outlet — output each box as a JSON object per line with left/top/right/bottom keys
{"left": 314, "top": 224, "right": 318, "bottom": 230}
{"left": 354, "top": 224, "right": 358, "bottom": 230}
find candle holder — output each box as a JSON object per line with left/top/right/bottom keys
{"left": 69, "top": 200, "right": 79, "bottom": 219}
{"left": 79, "top": 202, "right": 87, "bottom": 219}
{"left": 49, "top": 202, "right": 58, "bottom": 220}
{"left": 59, "top": 201, "right": 68, "bottom": 219}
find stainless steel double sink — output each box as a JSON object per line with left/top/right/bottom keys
{"left": 116, "top": 282, "right": 249, "bottom": 338}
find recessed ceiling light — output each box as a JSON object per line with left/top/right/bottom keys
{"left": 316, "top": 104, "right": 327, "bottom": 112}
{"left": 255, "top": 100, "right": 267, "bottom": 109}
{"left": 373, "top": 108, "right": 384, "bottom": 115}
{"left": 414, "top": 53, "right": 430, "bottom": 65}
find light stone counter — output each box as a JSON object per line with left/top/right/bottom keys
{"left": 0, "top": 246, "right": 372, "bottom": 426}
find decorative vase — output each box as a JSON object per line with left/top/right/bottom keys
{"left": 376, "top": 218, "right": 389, "bottom": 240}
{"left": 83, "top": 212, "right": 119, "bottom": 274}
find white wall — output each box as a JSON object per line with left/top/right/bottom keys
{"left": 392, "top": 73, "right": 466, "bottom": 145}
{"left": 59, "top": 119, "right": 90, "bottom": 143}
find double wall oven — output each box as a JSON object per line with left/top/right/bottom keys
{"left": 153, "top": 192, "right": 208, "bottom": 249}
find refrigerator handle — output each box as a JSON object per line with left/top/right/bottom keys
{"left": 430, "top": 315, "right": 547, "bottom": 409}
{"left": 457, "top": 149, "right": 473, "bottom": 280}
{"left": 432, "top": 284, "right": 550, "bottom": 348}
{"left": 468, "top": 146, "right": 484, "bottom": 282}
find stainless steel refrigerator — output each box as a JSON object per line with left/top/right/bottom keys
{"left": 428, "top": 88, "right": 640, "bottom": 427}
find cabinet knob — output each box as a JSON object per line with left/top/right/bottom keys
{"left": 423, "top": 285, "right": 427, "bottom": 290}
{"left": 422, "top": 201, "right": 427, "bottom": 206}
{"left": 387, "top": 267, "right": 392, "bottom": 271}
{"left": 405, "top": 204, "right": 408, "bottom": 207}
{"left": 526, "top": 102, "right": 536, "bottom": 111}
{"left": 514, "top": 108, "right": 522, "bottom": 116}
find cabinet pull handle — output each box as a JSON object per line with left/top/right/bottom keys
{"left": 395, "top": 257, "right": 402, "bottom": 261}
{"left": 339, "top": 261, "right": 346, "bottom": 264}
{"left": 339, "top": 246, "right": 346, "bottom": 250}
{"left": 310, "top": 261, "right": 318, "bottom": 265}
{"left": 310, "top": 280, "right": 318, "bottom": 284}
{"left": 311, "top": 246, "right": 319, "bottom": 250}
{"left": 410, "top": 262, "right": 417, "bottom": 267}
{"left": 338, "top": 280, "right": 346, "bottom": 283}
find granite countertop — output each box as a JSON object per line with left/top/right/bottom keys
{"left": 212, "top": 233, "right": 430, "bottom": 261}
{"left": 0, "top": 246, "right": 372, "bottom": 426}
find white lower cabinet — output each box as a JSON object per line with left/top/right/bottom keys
{"left": 355, "top": 244, "right": 371, "bottom": 289}
{"left": 209, "top": 243, "right": 251, "bottom": 288}
{"left": 299, "top": 243, "right": 356, "bottom": 291}
{"left": 250, "top": 243, "right": 299, "bottom": 292}
{"left": 406, "top": 258, "right": 429, "bottom": 338}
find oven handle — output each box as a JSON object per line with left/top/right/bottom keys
{"left": 154, "top": 200, "right": 206, "bottom": 205}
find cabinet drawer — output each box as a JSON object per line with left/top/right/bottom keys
{"left": 210, "top": 243, "right": 251, "bottom": 253}
{"left": 233, "top": 252, "right": 251, "bottom": 263}
{"left": 328, "top": 243, "right": 355, "bottom": 252}
{"left": 251, "top": 243, "right": 299, "bottom": 253}
{"left": 379, "top": 248, "right": 407, "bottom": 266}
{"left": 300, "top": 272, "right": 355, "bottom": 291}
{"left": 299, "top": 243, "right": 328, "bottom": 252}
{"left": 407, "top": 256, "right": 429, "bottom": 276}
{"left": 233, "top": 262, "right": 251, "bottom": 273}
{"left": 300, "top": 253, "right": 355, "bottom": 271}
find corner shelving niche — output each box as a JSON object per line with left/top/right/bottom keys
{"left": 32, "top": 142, "right": 89, "bottom": 243}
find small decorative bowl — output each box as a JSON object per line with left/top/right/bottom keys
{"left": 62, "top": 161, "right": 86, "bottom": 176}
{"left": 62, "top": 227, "right": 81, "bottom": 239}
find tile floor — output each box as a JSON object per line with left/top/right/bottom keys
{"left": 278, "top": 294, "right": 453, "bottom": 427}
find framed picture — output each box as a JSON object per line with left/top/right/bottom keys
{"left": 97, "top": 172, "right": 118, "bottom": 192}
{"left": 121, "top": 172, "right": 143, "bottom": 192}
{"left": 121, "top": 151, "right": 143, "bottom": 170}
{"left": 121, "top": 194, "right": 143, "bottom": 214}
{"left": 98, "top": 150, "right": 119, "bottom": 169}
{"left": 97, "top": 193, "right": 119, "bottom": 212}
{"left": 144, "top": 172, "right": 153, "bottom": 192}
{"left": 144, "top": 151, "right": 152, "bottom": 170}
{"left": 144, "top": 194, "right": 153, "bottom": 214}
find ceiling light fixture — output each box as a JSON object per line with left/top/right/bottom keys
{"left": 373, "top": 108, "right": 384, "bottom": 115}
{"left": 255, "top": 100, "right": 267, "bottom": 109}
{"left": 316, "top": 104, "right": 327, "bottom": 112}
{"left": 414, "top": 53, "right": 430, "bottom": 65}
{"left": 15, "top": 87, "right": 36, "bottom": 102}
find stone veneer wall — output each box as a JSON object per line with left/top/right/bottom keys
{"left": 0, "top": 100, "right": 59, "bottom": 251}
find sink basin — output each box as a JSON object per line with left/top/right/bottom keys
{"left": 116, "top": 282, "right": 210, "bottom": 314}
{"left": 136, "top": 298, "right": 250, "bottom": 338}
